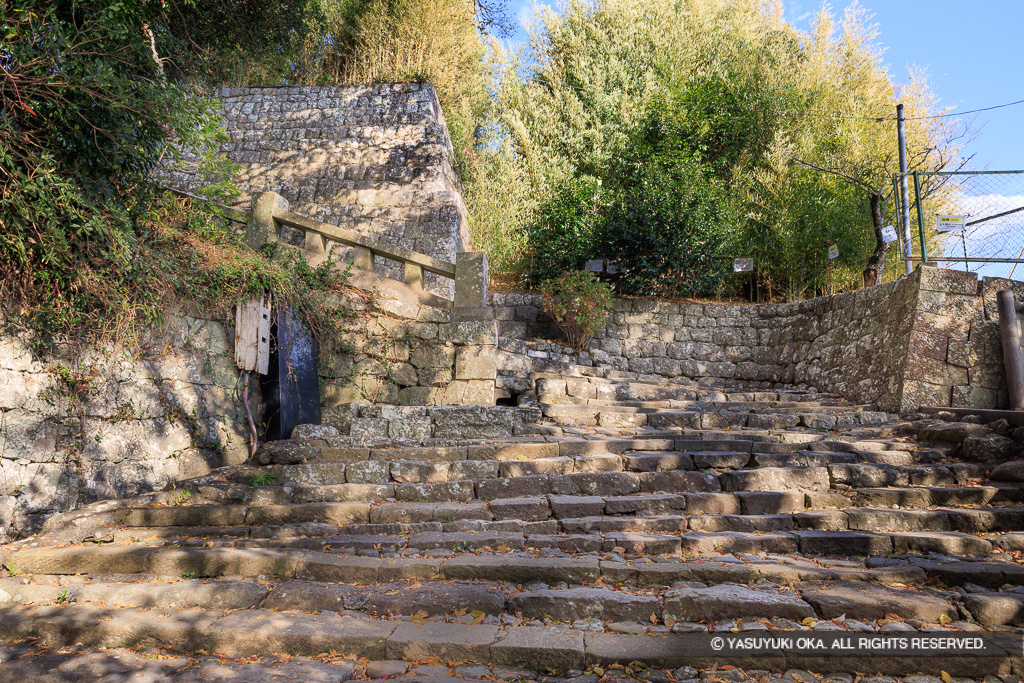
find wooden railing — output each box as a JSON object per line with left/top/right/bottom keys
{"left": 165, "top": 189, "right": 487, "bottom": 306}
{"left": 248, "top": 191, "right": 459, "bottom": 293}
{"left": 271, "top": 205, "right": 456, "bottom": 290}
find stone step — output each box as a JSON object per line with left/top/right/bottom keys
{"left": 540, "top": 405, "right": 890, "bottom": 431}
{"left": 7, "top": 573, "right": 1014, "bottom": 628}
{"left": 7, "top": 540, "right": 1023, "bottom": 590}
{"left": 0, "top": 641, "right": 364, "bottom": 681}
{"left": 261, "top": 431, "right": 921, "bottom": 468}
{"left": 0, "top": 601, "right": 1018, "bottom": 675}
{"left": 89, "top": 475, "right": 1024, "bottom": 535}
{"left": 213, "top": 450, "right": 936, "bottom": 493}
{"left": 219, "top": 446, "right": 990, "bottom": 495}
{"left": 15, "top": 517, "right": 1019, "bottom": 568}
{"left": 106, "top": 516, "right": 1012, "bottom": 558}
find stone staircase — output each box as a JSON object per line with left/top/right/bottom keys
{"left": 2, "top": 362, "right": 1023, "bottom": 680}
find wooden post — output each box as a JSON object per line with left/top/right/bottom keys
{"left": 404, "top": 262, "right": 424, "bottom": 290}
{"left": 353, "top": 246, "right": 374, "bottom": 271}
{"left": 997, "top": 288, "right": 1024, "bottom": 410}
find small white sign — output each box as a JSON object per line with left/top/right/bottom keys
{"left": 828, "top": 244, "right": 839, "bottom": 260}
{"left": 881, "top": 225, "right": 898, "bottom": 244}
{"left": 937, "top": 215, "right": 965, "bottom": 233}
{"left": 733, "top": 258, "right": 754, "bottom": 273}
{"left": 605, "top": 260, "right": 623, "bottom": 274}
{"left": 584, "top": 259, "right": 604, "bottom": 273}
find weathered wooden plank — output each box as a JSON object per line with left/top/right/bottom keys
{"left": 256, "top": 295, "right": 272, "bottom": 376}
{"left": 235, "top": 295, "right": 272, "bottom": 374}
{"left": 272, "top": 207, "right": 456, "bottom": 277}
{"left": 235, "top": 300, "right": 261, "bottom": 372}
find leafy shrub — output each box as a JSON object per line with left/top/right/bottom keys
{"left": 0, "top": 0, "right": 230, "bottom": 336}
{"left": 523, "top": 109, "right": 738, "bottom": 297}
{"left": 598, "top": 110, "right": 739, "bottom": 297}
{"left": 525, "top": 177, "right": 604, "bottom": 285}
{"left": 538, "top": 271, "right": 614, "bottom": 353}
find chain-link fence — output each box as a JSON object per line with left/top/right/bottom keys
{"left": 895, "top": 170, "right": 1024, "bottom": 280}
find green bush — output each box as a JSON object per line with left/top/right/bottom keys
{"left": 523, "top": 106, "right": 739, "bottom": 298}
{"left": 525, "top": 177, "right": 604, "bottom": 285}
{"left": 0, "top": 0, "right": 229, "bottom": 335}
{"left": 599, "top": 112, "right": 738, "bottom": 297}
{"left": 538, "top": 271, "right": 613, "bottom": 353}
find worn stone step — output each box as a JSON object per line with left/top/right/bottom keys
{"left": 845, "top": 506, "right": 1024, "bottom": 533}
{"left": 0, "top": 577, "right": 268, "bottom": 610}
{"left": 11, "top": 541, "right": 1021, "bottom": 590}
{"left": 830, "top": 462, "right": 991, "bottom": 488}
{"left": 0, "top": 641, "right": 362, "bottom": 680}
{"left": 0, "top": 602, "right": 1017, "bottom": 676}
{"left": 847, "top": 485, "right": 1024, "bottom": 507}
{"left": 4, "top": 570, "right": 970, "bottom": 624}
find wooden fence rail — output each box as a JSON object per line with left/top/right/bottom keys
{"left": 248, "top": 191, "right": 457, "bottom": 293}
{"left": 163, "top": 188, "right": 486, "bottom": 307}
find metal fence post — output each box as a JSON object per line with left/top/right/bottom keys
{"left": 897, "top": 105, "right": 914, "bottom": 274}
{"left": 913, "top": 171, "right": 928, "bottom": 263}
{"left": 997, "top": 289, "right": 1024, "bottom": 410}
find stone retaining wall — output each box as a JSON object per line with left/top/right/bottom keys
{"left": 493, "top": 266, "right": 1009, "bottom": 413}
{"left": 159, "top": 84, "right": 469, "bottom": 297}
{"left": 320, "top": 293, "right": 497, "bottom": 408}
{"left": 0, "top": 312, "right": 253, "bottom": 542}
{"left": 0, "top": 288, "right": 498, "bottom": 541}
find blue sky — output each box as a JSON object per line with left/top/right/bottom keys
{"left": 501, "top": 0, "right": 1024, "bottom": 171}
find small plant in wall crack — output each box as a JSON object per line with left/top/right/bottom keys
{"left": 251, "top": 471, "right": 276, "bottom": 486}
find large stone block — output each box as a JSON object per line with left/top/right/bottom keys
{"left": 664, "top": 584, "right": 814, "bottom": 622}
{"left": 1, "top": 409, "right": 57, "bottom": 463}
{"left": 442, "top": 380, "right": 495, "bottom": 407}
{"left": 455, "top": 345, "right": 496, "bottom": 381}
{"left": 439, "top": 321, "right": 498, "bottom": 346}
{"left": 918, "top": 264, "right": 980, "bottom": 295}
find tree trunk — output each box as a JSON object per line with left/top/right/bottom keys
{"left": 862, "top": 192, "right": 888, "bottom": 287}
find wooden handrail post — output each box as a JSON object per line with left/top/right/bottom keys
{"left": 997, "top": 288, "right": 1024, "bottom": 410}
{"left": 247, "top": 191, "right": 288, "bottom": 250}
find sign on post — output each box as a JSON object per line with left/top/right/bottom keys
{"left": 584, "top": 259, "right": 604, "bottom": 273}
{"left": 733, "top": 258, "right": 754, "bottom": 273}
{"left": 881, "top": 225, "right": 898, "bottom": 244}
{"left": 936, "top": 215, "right": 965, "bottom": 233}
{"left": 828, "top": 244, "right": 839, "bottom": 260}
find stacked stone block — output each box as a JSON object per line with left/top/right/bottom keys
{"left": 0, "top": 312, "right": 253, "bottom": 543}
{"left": 493, "top": 266, "right": 1010, "bottom": 413}
{"left": 159, "top": 84, "right": 470, "bottom": 298}
{"left": 319, "top": 292, "right": 497, "bottom": 408}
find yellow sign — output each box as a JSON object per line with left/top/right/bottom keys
{"left": 936, "top": 215, "right": 965, "bottom": 233}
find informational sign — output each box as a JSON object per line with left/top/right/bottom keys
{"left": 880, "top": 225, "right": 898, "bottom": 244}
{"left": 828, "top": 244, "right": 839, "bottom": 260}
{"left": 733, "top": 258, "right": 754, "bottom": 273}
{"left": 584, "top": 259, "right": 604, "bottom": 272}
{"left": 936, "top": 215, "right": 965, "bottom": 233}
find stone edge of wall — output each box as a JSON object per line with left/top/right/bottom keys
{"left": 491, "top": 265, "right": 1009, "bottom": 413}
